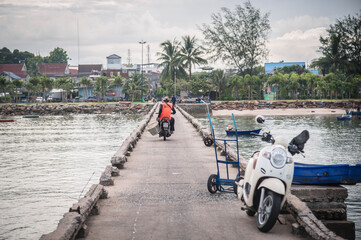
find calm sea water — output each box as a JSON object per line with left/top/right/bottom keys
{"left": 198, "top": 114, "right": 361, "bottom": 239}
{"left": 0, "top": 114, "right": 142, "bottom": 240}
{"left": 0, "top": 114, "right": 360, "bottom": 239}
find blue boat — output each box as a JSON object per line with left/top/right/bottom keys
{"left": 337, "top": 115, "right": 351, "bottom": 120}
{"left": 226, "top": 128, "right": 262, "bottom": 136}
{"left": 351, "top": 111, "right": 361, "bottom": 115}
{"left": 293, "top": 162, "right": 361, "bottom": 185}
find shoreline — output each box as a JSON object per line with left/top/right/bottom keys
{"left": 212, "top": 108, "right": 347, "bottom": 116}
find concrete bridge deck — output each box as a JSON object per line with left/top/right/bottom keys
{"left": 83, "top": 111, "right": 303, "bottom": 240}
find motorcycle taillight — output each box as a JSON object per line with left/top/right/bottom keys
{"left": 163, "top": 119, "right": 168, "bottom": 122}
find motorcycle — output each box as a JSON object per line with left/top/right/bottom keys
{"left": 159, "top": 117, "right": 172, "bottom": 141}
{"left": 236, "top": 115, "right": 309, "bottom": 233}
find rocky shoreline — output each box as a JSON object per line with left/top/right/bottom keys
{"left": 210, "top": 100, "right": 360, "bottom": 111}
{"left": 0, "top": 103, "right": 154, "bottom": 116}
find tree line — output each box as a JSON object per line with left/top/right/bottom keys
{"left": 1, "top": 1, "right": 360, "bottom": 102}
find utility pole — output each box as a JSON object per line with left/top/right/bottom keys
{"left": 139, "top": 40, "right": 146, "bottom": 102}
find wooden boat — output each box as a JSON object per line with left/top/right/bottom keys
{"left": 293, "top": 162, "right": 361, "bottom": 185}
{"left": 23, "top": 115, "right": 40, "bottom": 118}
{"left": 337, "top": 115, "right": 351, "bottom": 120}
{"left": 0, "top": 119, "right": 15, "bottom": 122}
{"left": 226, "top": 128, "right": 262, "bottom": 136}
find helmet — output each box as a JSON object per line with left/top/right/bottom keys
{"left": 163, "top": 97, "right": 169, "bottom": 102}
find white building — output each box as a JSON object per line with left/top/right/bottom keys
{"left": 106, "top": 54, "right": 122, "bottom": 70}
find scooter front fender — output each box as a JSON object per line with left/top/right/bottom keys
{"left": 257, "top": 178, "right": 285, "bottom": 196}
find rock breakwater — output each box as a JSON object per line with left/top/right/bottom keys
{"left": 0, "top": 103, "right": 154, "bottom": 116}
{"left": 211, "top": 100, "right": 359, "bottom": 111}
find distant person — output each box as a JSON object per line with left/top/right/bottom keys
{"left": 157, "top": 97, "right": 176, "bottom": 132}
{"left": 172, "top": 94, "right": 176, "bottom": 106}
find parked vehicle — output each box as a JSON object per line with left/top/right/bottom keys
{"left": 236, "top": 116, "right": 309, "bottom": 233}
{"left": 87, "top": 96, "right": 98, "bottom": 102}
{"left": 158, "top": 117, "right": 172, "bottom": 141}
{"left": 35, "top": 97, "right": 44, "bottom": 103}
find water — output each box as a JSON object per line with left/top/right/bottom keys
{"left": 198, "top": 114, "right": 361, "bottom": 239}
{"left": 0, "top": 114, "right": 142, "bottom": 240}
{"left": 0, "top": 114, "right": 360, "bottom": 239}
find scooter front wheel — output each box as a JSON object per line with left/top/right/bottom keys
{"left": 207, "top": 174, "right": 218, "bottom": 194}
{"left": 257, "top": 189, "right": 282, "bottom": 233}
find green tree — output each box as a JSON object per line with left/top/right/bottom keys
{"left": 189, "top": 74, "right": 211, "bottom": 95}
{"left": 12, "top": 79, "right": 24, "bottom": 103}
{"left": 312, "top": 11, "right": 361, "bottom": 75}
{"left": 230, "top": 75, "right": 243, "bottom": 100}
{"left": 211, "top": 69, "right": 228, "bottom": 100}
{"left": 25, "top": 77, "right": 42, "bottom": 101}
{"left": 55, "top": 77, "right": 73, "bottom": 102}
{"left": 200, "top": 1, "right": 270, "bottom": 75}
{"left": 289, "top": 73, "right": 300, "bottom": 100}
{"left": 0, "top": 47, "right": 34, "bottom": 64}
{"left": 80, "top": 77, "right": 92, "bottom": 101}
{"left": 122, "top": 73, "right": 147, "bottom": 102}
{"left": 94, "top": 76, "right": 109, "bottom": 102}
{"left": 39, "top": 76, "right": 54, "bottom": 100}
{"left": 179, "top": 35, "right": 208, "bottom": 82}
{"left": 0, "top": 76, "right": 11, "bottom": 102}
{"left": 157, "top": 39, "right": 187, "bottom": 95}
{"left": 44, "top": 47, "right": 70, "bottom": 64}
{"left": 26, "top": 55, "right": 44, "bottom": 76}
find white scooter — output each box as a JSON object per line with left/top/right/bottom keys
{"left": 236, "top": 116, "right": 309, "bottom": 232}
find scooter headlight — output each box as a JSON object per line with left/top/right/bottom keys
{"left": 270, "top": 147, "right": 287, "bottom": 168}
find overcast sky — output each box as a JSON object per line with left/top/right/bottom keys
{"left": 0, "top": 0, "right": 360, "bottom": 69}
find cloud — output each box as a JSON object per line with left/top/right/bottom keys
{"left": 272, "top": 15, "right": 331, "bottom": 38}
{"left": 268, "top": 27, "right": 327, "bottom": 63}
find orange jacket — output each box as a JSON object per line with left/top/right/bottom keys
{"left": 158, "top": 102, "right": 173, "bottom": 120}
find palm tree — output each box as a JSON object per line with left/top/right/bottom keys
{"left": 39, "top": 76, "right": 54, "bottom": 100}
{"left": 122, "top": 75, "right": 139, "bottom": 102}
{"left": 180, "top": 36, "right": 208, "bottom": 82}
{"left": 80, "top": 77, "right": 92, "bottom": 101}
{"left": 12, "top": 79, "right": 24, "bottom": 103}
{"left": 95, "top": 76, "right": 109, "bottom": 102}
{"left": 0, "top": 76, "right": 10, "bottom": 103}
{"left": 157, "top": 39, "right": 187, "bottom": 95}
{"left": 211, "top": 69, "right": 227, "bottom": 100}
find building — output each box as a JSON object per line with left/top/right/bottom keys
{"left": 0, "top": 63, "right": 29, "bottom": 81}
{"left": 38, "top": 63, "right": 69, "bottom": 77}
{"left": 78, "top": 64, "right": 103, "bottom": 77}
{"left": 265, "top": 62, "right": 306, "bottom": 75}
{"left": 106, "top": 54, "right": 122, "bottom": 70}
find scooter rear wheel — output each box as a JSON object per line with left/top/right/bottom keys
{"left": 207, "top": 174, "right": 218, "bottom": 194}
{"left": 256, "top": 189, "right": 282, "bottom": 232}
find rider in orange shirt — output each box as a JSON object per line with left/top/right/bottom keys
{"left": 157, "top": 97, "right": 176, "bottom": 132}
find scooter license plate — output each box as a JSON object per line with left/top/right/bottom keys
{"left": 163, "top": 122, "right": 169, "bottom": 128}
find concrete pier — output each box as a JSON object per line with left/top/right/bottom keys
{"left": 82, "top": 110, "right": 304, "bottom": 239}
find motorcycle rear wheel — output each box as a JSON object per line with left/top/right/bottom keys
{"left": 256, "top": 189, "right": 282, "bottom": 232}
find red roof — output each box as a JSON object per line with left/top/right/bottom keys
{"left": 78, "top": 64, "right": 102, "bottom": 74}
{"left": 0, "top": 64, "right": 27, "bottom": 78}
{"left": 38, "top": 63, "right": 67, "bottom": 75}
{"left": 69, "top": 68, "right": 78, "bottom": 75}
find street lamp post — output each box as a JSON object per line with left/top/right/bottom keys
{"left": 139, "top": 40, "right": 146, "bottom": 102}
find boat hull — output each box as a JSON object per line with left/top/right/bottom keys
{"left": 293, "top": 162, "right": 361, "bottom": 185}
{"left": 0, "top": 119, "right": 15, "bottom": 122}
{"left": 225, "top": 128, "right": 262, "bottom": 135}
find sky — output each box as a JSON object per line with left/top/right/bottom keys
{"left": 0, "top": 0, "right": 360, "bottom": 69}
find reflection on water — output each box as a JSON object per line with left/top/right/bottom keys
{"left": 198, "top": 114, "right": 361, "bottom": 239}
{"left": 0, "top": 114, "right": 141, "bottom": 240}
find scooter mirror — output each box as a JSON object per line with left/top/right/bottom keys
{"left": 256, "top": 115, "right": 265, "bottom": 124}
